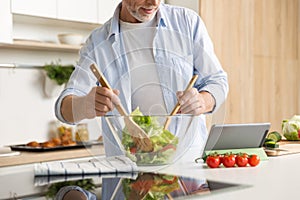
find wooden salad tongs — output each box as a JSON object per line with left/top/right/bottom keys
{"left": 90, "top": 64, "right": 153, "bottom": 152}
{"left": 163, "top": 75, "right": 198, "bottom": 130}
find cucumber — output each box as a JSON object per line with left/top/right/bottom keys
{"left": 267, "top": 131, "right": 282, "bottom": 142}
{"left": 264, "top": 141, "right": 279, "bottom": 148}
{"left": 264, "top": 138, "right": 274, "bottom": 143}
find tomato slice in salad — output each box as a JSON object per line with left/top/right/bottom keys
{"left": 130, "top": 147, "right": 137, "bottom": 154}
{"left": 161, "top": 175, "right": 177, "bottom": 184}
{"left": 160, "top": 144, "right": 176, "bottom": 152}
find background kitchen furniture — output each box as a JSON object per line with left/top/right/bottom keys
{"left": 2, "top": 0, "right": 121, "bottom": 44}
{"left": 0, "top": 0, "right": 120, "bottom": 146}
{"left": 11, "top": 0, "right": 57, "bottom": 19}
{"left": 198, "top": 0, "right": 300, "bottom": 132}
{"left": 11, "top": 0, "right": 120, "bottom": 24}
{"left": 57, "top": 0, "right": 98, "bottom": 24}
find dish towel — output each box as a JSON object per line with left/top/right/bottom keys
{"left": 34, "top": 155, "right": 138, "bottom": 186}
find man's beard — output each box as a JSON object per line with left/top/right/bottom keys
{"left": 126, "top": 5, "right": 157, "bottom": 22}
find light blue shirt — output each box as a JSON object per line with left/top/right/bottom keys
{"left": 55, "top": 3, "right": 228, "bottom": 156}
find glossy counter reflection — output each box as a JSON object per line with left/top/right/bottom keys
{"left": 44, "top": 172, "right": 248, "bottom": 200}
{"left": 102, "top": 172, "right": 244, "bottom": 200}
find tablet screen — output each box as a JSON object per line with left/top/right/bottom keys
{"left": 203, "top": 123, "right": 270, "bottom": 153}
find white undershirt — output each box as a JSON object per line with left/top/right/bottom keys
{"left": 120, "top": 18, "right": 167, "bottom": 115}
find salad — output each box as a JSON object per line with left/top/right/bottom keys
{"left": 121, "top": 108, "right": 179, "bottom": 165}
{"left": 122, "top": 173, "right": 179, "bottom": 200}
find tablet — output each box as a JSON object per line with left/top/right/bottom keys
{"left": 202, "top": 123, "right": 270, "bottom": 157}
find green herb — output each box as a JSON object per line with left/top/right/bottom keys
{"left": 45, "top": 179, "right": 96, "bottom": 198}
{"left": 44, "top": 60, "right": 75, "bottom": 85}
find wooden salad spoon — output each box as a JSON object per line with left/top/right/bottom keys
{"left": 90, "top": 64, "right": 153, "bottom": 152}
{"left": 163, "top": 75, "right": 198, "bottom": 130}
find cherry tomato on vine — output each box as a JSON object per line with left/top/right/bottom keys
{"left": 248, "top": 154, "right": 260, "bottom": 167}
{"left": 235, "top": 153, "right": 248, "bottom": 167}
{"left": 222, "top": 154, "right": 236, "bottom": 167}
{"left": 218, "top": 154, "right": 224, "bottom": 164}
{"left": 206, "top": 155, "right": 221, "bottom": 168}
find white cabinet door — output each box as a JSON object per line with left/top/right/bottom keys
{"left": 98, "top": 0, "right": 120, "bottom": 24}
{"left": 11, "top": 0, "right": 56, "bottom": 18}
{"left": 0, "top": 0, "right": 13, "bottom": 43}
{"left": 57, "top": 0, "right": 98, "bottom": 24}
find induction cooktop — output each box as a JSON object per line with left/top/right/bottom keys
{"left": 101, "top": 172, "right": 250, "bottom": 200}
{"left": 33, "top": 171, "right": 250, "bottom": 199}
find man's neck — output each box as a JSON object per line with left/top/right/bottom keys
{"left": 120, "top": 4, "right": 140, "bottom": 23}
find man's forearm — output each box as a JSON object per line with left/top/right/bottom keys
{"left": 61, "top": 95, "right": 86, "bottom": 124}
{"left": 199, "top": 91, "right": 216, "bottom": 113}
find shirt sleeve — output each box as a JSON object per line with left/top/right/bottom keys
{"left": 54, "top": 40, "right": 98, "bottom": 124}
{"left": 190, "top": 12, "right": 229, "bottom": 112}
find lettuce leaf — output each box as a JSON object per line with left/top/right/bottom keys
{"left": 122, "top": 107, "right": 178, "bottom": 165}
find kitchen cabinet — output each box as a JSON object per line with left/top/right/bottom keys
{"left": 57, "top": 0, "right": 98, "bottom": 24}
{"left": 11, "top": 0, "right": 119, "bottom": 24}
{"left": 199, "top": 0, "right": 300, "bottom": 132}
{"left": 0, "top": 0, "right": 12, "bottom": 43}
{"left": 2, "top": 0, "right": 102, "bottom": 51}
{"left": 98, "top": 0, "right": 120, "bottom": 24}
{"left": 11, "top": 0, "right": 57, "bottom": 19}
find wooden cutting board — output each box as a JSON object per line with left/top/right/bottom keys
{"left": 264, "top": 140, "right": 300, "bottom": 156}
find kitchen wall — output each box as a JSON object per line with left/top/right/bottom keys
{"left": 0, "top": 45, "right": 102, "bottom": 147}
{"left": 0, "top": 1, "right": 112, "bottom": 146}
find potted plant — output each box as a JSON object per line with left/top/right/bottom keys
{"left": 43, "top": 60, "right": 75, "bottom": 97}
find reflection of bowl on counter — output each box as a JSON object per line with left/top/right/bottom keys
{"left": 57, "top": 33, "right": 83, "bottom": 45}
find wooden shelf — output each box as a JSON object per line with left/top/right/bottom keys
{"left": 13, "top": 14, "right": 100, "bottom": 30}
{"left": 0, "top": 39, "right": 82, "bottom": 53}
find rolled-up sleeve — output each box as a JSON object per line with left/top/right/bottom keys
{"left": 191, "top": 13, "right": 229, "bottom": 112}
{"left": 54, "top": 42, "right": 98, "bottom": 124}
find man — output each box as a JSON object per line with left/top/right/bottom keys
{"left": 55, "top": 0, "right": 228, "bottom": 155}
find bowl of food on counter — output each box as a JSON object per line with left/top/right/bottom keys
{"left": 104, "top": 108, "right": 200, "bottom": 166}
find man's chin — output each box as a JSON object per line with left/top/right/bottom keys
{"left": 137, "top": 13, "right": 156, "bottom": 23}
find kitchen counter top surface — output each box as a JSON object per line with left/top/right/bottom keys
{"left": 159, "top": 147, "right": 300, "bottom": 200}
{"left": 0, "top": 143, "right": 105, "bottom": 167}
{"left": 1, "top": 146, "right": 300, "bottom": 199}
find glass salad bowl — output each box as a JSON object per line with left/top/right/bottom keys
{"left": 104, "top": 110, "right": 200, "bottom": 166}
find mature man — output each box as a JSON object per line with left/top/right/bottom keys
{"left": 55, "top": 1, "right": 228, "bottom": 199}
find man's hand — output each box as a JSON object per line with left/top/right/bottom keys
{"left": 176, "top": 88, "right": 215, "bottom": 115}
{"left": 84, "top": 87, "right": 120, "bottom": 118}
{"left": 61, "top": 86, "right": 120, "bottom": 123}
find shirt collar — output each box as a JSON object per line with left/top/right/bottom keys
{"left": 107, "top": 3, "right": 122, "bottom": 40}
{"left": 156, "top": 3, "right": 167, "bottom": 27}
